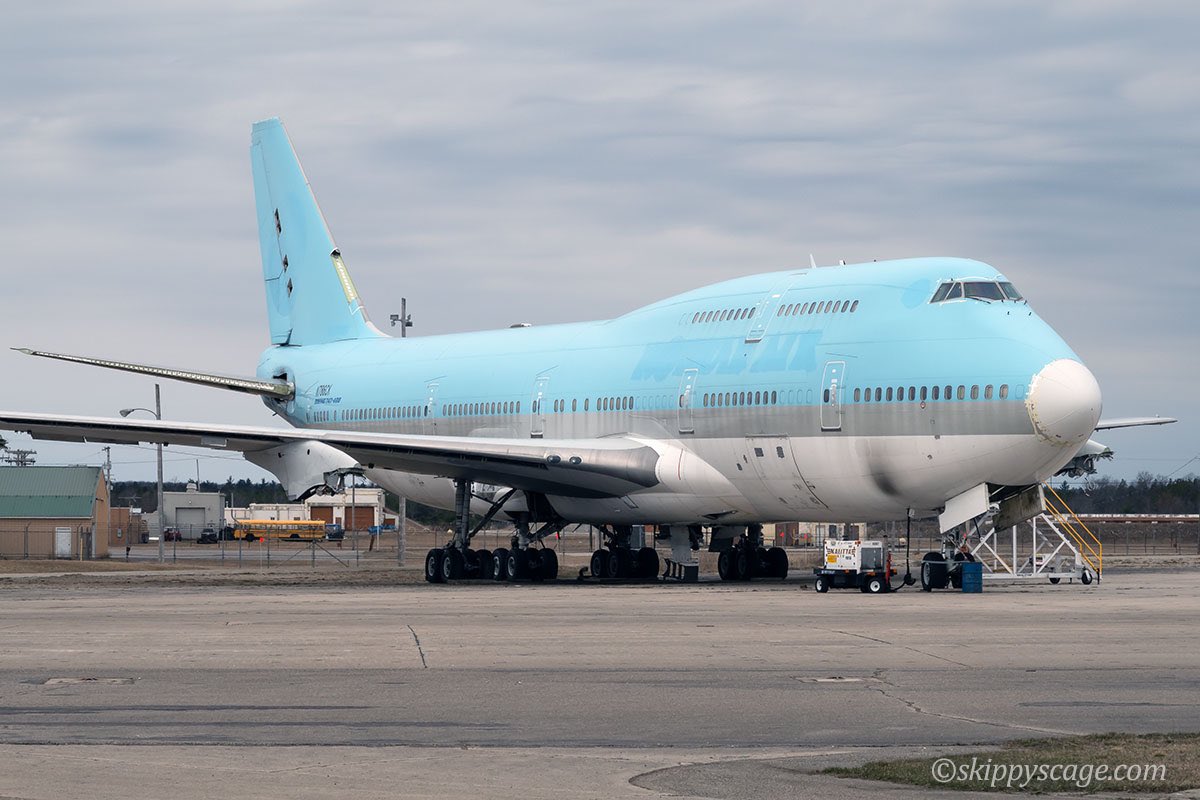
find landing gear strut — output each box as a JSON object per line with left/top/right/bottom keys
{"left": 425, "top": 480, "right": 517, "bottom": 584}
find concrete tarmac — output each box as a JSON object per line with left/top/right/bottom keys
{"left": 2, "top": 569, "right": 1198, "bottom": 798}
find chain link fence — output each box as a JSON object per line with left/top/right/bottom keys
{"left": 4, "top": 519, "right": 1196, "bottom": 567}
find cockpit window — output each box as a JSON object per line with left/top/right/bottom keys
{"left": 963, "top": 281, "right": 1005, "bottom": 301}
{"left": 931, "top": 279, "right": 1023, "bottom": 303}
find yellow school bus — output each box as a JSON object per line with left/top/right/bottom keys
{"left": 234, "top": 519, "right": 330, "bottom": 542}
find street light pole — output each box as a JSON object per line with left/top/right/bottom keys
{"left": 120, "top": 383, "right": 165, "bottom": 564}
{"left": 155, "top": 383, "right": 164, "bottom": 564}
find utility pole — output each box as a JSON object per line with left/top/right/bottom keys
{"left": 156, "top": 384, "right": 164, "bottom": 564}
{"left": 0, "top": 448, "right": 37, "bottom": 467}
{"left": 398, "top": 496, "right": 406, "bottom": 566}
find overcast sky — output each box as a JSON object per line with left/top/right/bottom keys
{"left": 1, "top": 1, "right": 1196, "bottom": 486}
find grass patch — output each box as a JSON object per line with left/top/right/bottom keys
{"left": 823, "top": 733, "right": 1199, "bottom": 793}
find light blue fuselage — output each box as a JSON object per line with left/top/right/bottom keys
{"left": 256, "top": 257, "right": 1087, "bottom": 523}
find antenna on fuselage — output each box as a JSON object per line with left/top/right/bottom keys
{"left": 809, "top": 254, "right": 817, "bottom": 268}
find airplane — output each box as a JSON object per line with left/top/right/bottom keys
{"left": 0, "top": 117, "right": 1176, "bottom": 585}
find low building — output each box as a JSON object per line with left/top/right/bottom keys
{"left": 157, "top": 482, "right": 226, "bottom": 539}
{"left": 0, "top": 466, "right": 111, "bottom": 559}
{"left": 225, "top": 487, "right": 393, "bottom": 531}
{"left": 306, "top": 488, "right": 386, "bottom": 530}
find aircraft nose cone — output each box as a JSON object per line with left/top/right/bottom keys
{"left": 1026, "top": 359, "right": 1102, "bottom": 447}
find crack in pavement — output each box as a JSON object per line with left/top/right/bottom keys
{"left": 829, "top": 629, "right": 973, "bottom": 668}
{"left": 407, "top": 625, "right": 428, "bottom": 669}
{"left": 868, "top": 668, "right": 1078, "bottom": 737}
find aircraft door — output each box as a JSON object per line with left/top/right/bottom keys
{"left": 530, "top": 375, "right": 550, "bottom": 438}
{"left": 677, "top": 369, "right": 698, "bottom": 433}
{"left": 746, "top": 274, "right": 801, "bottom": 342}
{"left": 424, "top": 382, "right": 439, "bottom": 433}
{"left": 820, "top": 361, "right": 844, "bottom": 431}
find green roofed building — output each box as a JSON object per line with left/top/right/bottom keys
{"left": 0, "top": 466, "right": 110, "bottom": 559}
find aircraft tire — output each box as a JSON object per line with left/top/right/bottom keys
{"left": 475, "top": 549, "right": 492, "bottom": 578}
{"left": 525, "top": 549, "right": 544, "bottom": 582}
{"left": 442, "top": 548, "right": 464, "bottom": 581}
{"left": 589, "top": 549, "right": 607, "bottom": 579}
{"left": 636, "top": 547, "right": 659, "bottom": 581}
{"left": 540, "top": 548, "right": 559, "bottom": 580}
{"left": 734, "top": 548, "right": 754, "bottom": 581}
{"left": 618, "top": 548, "right": 636, "bottom": 579}
{"left": 425, "top": 548, "right": 445, "bottom": 584}
{"left": 507, "top": 549, "right": 528, "bottom": 581}
{"left": 921, "top": 552, "right": 948, "bottom": 590}
{"left": 766, "top": 547, "right": 789, "bottom": 579}
{"left": 604, "top": 549, "right": 623, "bottom": 580}
{"left": 492, "top": 548, "right": 509, "bottom": 581}
{"left": 717, "top": 549, "right": 734, "bottom": 581}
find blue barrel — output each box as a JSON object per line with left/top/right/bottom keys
{"left": 960, "top": 560, "right": 983, "bottom": 593}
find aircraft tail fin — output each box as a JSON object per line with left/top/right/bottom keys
{"left": 250, "top": 118, "right": 381, "bottom": 346}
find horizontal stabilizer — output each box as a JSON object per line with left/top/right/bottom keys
{"left": 1094, "top": 416, "right": 1177, "bottom": 431}
{"left": 12, "top": 348, "right": 293, "bottom": 400}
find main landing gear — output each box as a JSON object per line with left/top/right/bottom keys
{"left": 586, "top": 525, "right": 660, "bottom": 582}
{"left": 716, "top": 525, "right": 789, "bottom": 581}
{"left": 425, "top": 480, "right": 564, "bottom": 584}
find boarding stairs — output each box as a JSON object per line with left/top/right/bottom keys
{"left": 967, "top": 484, "right": 1103, "bottom": 584}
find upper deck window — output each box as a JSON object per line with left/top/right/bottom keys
{"left": 931, "top": 279, "right": 1022, "bottom": 303}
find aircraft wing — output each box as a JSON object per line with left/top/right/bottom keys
{"left": 0, "top": 412, "right": 661, "bottom": 499}
{"left": 1094, "top": 416, "right": 1177, "bottom": 431}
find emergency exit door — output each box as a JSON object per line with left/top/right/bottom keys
{"left": 530, "top": 375, "right": 550, "bottom": 437}
{"left": 820, "top": 361, "right": 845, "bottom": 431}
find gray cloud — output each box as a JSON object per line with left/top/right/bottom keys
{"left": 1, "top": 0, "right": 1195, "bottom": 482}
